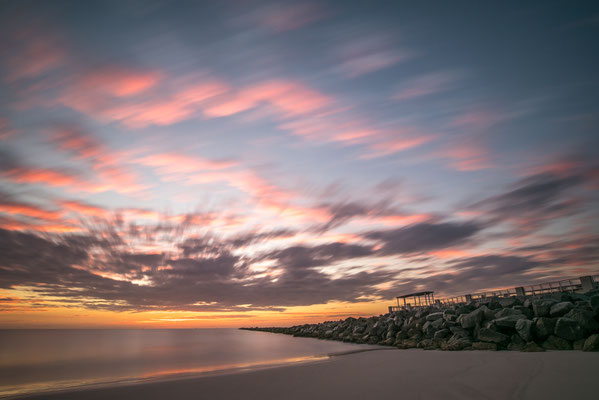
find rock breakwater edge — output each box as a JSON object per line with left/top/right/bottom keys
{"left": 242, "top": 291, "right": 599, "bottom": 352}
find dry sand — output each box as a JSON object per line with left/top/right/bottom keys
{"left": 20, "top": 349, "right": 599, "bottom": 400}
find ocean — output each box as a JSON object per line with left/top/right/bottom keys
{"left": 0, "top": 329, "right": 372, "bottom": 398}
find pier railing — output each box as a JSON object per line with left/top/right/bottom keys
{"left": 388, "top": 275, "right": 599, "bottom": 312}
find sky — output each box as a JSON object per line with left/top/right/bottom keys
{"left": 0, "top": 0, "right": 598, "bottom": 328}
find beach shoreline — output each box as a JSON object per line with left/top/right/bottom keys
{"left": 16, "top": 349, "right": 599, "bottom": 400}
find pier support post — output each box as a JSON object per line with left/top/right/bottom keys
{"left": 515, "top": 287, "right": 526, "bottom": 297}
{"left": 580, "top": 276, "right": 596, "bottom": 292}
{"left": 465, "top": 294, "right": 473, "bottom": 302}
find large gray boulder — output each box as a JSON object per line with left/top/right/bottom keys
{"left": 533, "top": 299, "right": 557, "bottom": 317}
{"left": 583, "top": 334, "right": 599, "bottom": 352}
{"left": 477, "top": 328, "right": 508, "bottom": 344}
{"left": 449, "top": 326, "right": 470, "bottom": 339}
{"left": 431, "top": 318, "right": 444, "bottom": 331}
{"left": 422, "top": 321, "right": 436, "bottom": 338}
{"left": 493, "top": 314, "right": 528, "bottom": 329}
{"left": 515, "top": 319, "right": 534, "bottom": 342}
{"left": 554, "top": 318, "right": 584, "bottom": 341}
{"left": 499, "top": 297, "right": 517, "bottom": 308}
{"left": 460, "top": 306, "right": 488, "bottom": 329}
{"left": 444, "top": 336, "right": 472, "bottom": 350}
{"left": 426, "top": 312, "right": 444, "bottom": 322}
{"left": 542, "top": 335, "right": 572, "bottom": 350}
{"left": 563, "top": 308, "right": 599, "bottom": 332}
{"left": 494, "top": 308, "right": 522, "bottom": 318}
{"left": 513, "top": 305, "right": 534, "bottom": 319}
{"left": 549, "top": 302, "right": 574, "bottom": 318}
{"left": 534, "top": 317, "right": 557, "bottom": 340}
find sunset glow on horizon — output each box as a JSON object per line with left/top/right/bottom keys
{"left": 1, "top": 0, "right": 598, "bottom": 328}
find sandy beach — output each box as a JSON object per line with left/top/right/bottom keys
{"left": 20, "top": 349, "right": 598, "bottom": 400}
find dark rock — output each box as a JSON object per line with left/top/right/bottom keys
{"left": 444, "top": 336, "right": 472, "bottom": 351}
{"left": 554, "top": 318, "right": 584, "bottom": 341}
{"left": 573, "top": 339, "right": 586, "bottom": 350}
{"left": 455, "top": 305, "right": 472, "bottom": 315}
{"left": 511, "top": 334, "right": 525, "bottom": 345}
{"left": 426, "top": 312, "right": 444, "bottom": 321}
{"left": 499, "top": 297, "right": 517, "bottom": 308}
{"left": 563, "top": 308, "right": 599, "bottom": 332}
{"left": 533, "top": 299, "right": 557, "bottom": 317}
{"left": 434, "top": 329, "right": 450, "bottom": 340}
{"left": 549, "top": 302, "right": 574, "bottom": 318}
{"left": 494, "top": 308, "right": 522, "bottom": 318}
{"left": 493, "top": 315, "right": 528, "bottom": 329}
{"left": 516, "top": 319, "right": 534, "bottom": 342}
{"left": 407, "top": 328, "right": 421, "bottom": 338}
{"left": 472, "top": 342, "right": 497, "bottom": 350}
{"left": 460, "top": 306, "right": 487, "bottom": 329}
{"left": 443, "top": 320, "right": 457, "bottom": 328}
{"left": 477, "top": 328, "right": 508, "bottom": 344}
{"left": 449, "top": 326, "right": 470, "bottom": 339}
{"left": 513, "top": 305, "right": 534, "bottom": 319}
{"left": 508, "top": 342, "right": 525, "bottom": 351}
{"left": 590, "top": 295, "right": 599, "bottom": 314}
{"left": 521, "top": 342, "right": 545, "bottom": 352}
{"left": 542, "top": 335, "right": 572, "bottom": 350}
{"left": 534, "top": 317, "right": 558, "bottom": 341}
{"left": 422, "top": 321, "right": 435, "bottom": 338}
{"left": 583, "top": 334, "right": 599, "bottom": 352}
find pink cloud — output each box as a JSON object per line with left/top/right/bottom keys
{"left": 363, "top": 135, "right": 433, "bottom": 159}
{"left": 2, "top": 167, "right": 82, "bottom": 187}
{"left": 204, "top": 80, "right": 332, "bottom": 118}
{"left": 335, "top": 35, "right": 408, "bottom": 78}
{"left": 60, "top": 200, "right": 108, "bottom": 218}
{"left": 50, "top": 126, "right": 149, "bottom": 194}
{"left": 74, "top": 67, "right": 162, "bottom": 97}
{"left": 60, "top": 77, "right": 228, "bottom": 128}
{"left": 0, "top": 201, "right": 63, "bottom": 221}
{"left": 392, "top": 72, "right": 458, "bottom": 101}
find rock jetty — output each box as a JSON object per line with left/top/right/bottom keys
{"left": 242, "top": 291, "right": 599, "bottom": 352}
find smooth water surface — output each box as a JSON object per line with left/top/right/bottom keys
{"left": 0, "top": 329, "right": 372, "bottom": 397}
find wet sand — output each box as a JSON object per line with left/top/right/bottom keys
{"left": 20, "top": 349, "right": 599, "bottom": 400}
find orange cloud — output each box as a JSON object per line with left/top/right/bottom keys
{"left": 3, "top": 167, "right": 81, "bottom": 187}
{"left": 60, "top": 80, "right": 228, "bottom": 128}
{"left": 0, "top": 215, "right": 80, "bottom": 233}
{"left": 0, "top": 203, "right": 63, "bottom": 221}
{"left": 79, "top": 67, "right": 161, "bottom": 97}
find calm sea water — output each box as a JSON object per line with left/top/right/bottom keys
{"left": 0, "top": 329, "right": 372, "bottom": 397}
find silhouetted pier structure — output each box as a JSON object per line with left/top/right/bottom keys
{"left": 388, "top": 275, "right": 599, "bottom": 312}
{"left": 394, "top": 291, "right": 435, "bottom": 310}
